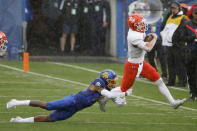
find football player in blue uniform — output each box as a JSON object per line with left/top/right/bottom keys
{"left": 6, "top": 69, "right": 131, "bottom": 123}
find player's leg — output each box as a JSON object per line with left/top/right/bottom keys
{"left": 60, "top": 33, "right": 67, "bottom": 52}
{"left": 6, "top": 99, "right": 47, "bottom": 109}
{"left": 60, "top": 23, "right": 70, "bottom": 53}
{"left": 140, "top": 61, "right": 186, "bottom": 109}
{"left": 30, "top": 100, "right": 47, "bottom": 109}
{"left": 70, "top": 33, "right": 76, "bottom": 52}
{"left": 121, "top": 61, "right": 138, "bottom": 92}
{"left": 10, "top": 115, "right": 52, "bottom": 123}
{"left": 7, "top": 94, "right": 75, "bottom": 110}
{"left": 10, "top": 109, "right": 77, "bottom": 123}
{"left": 70, "top": 24, "right": 77, "bottom": 52}
{"left": 46, "top": 94, "right": 75, "bottom": 111}
{"left": 9, "top": 95, "right": 77, "bottom": 123}
{"left": 48, "top": 110, "right": 76, "bottom": 122}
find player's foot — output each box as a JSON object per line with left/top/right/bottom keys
{"left": 6, "top": 99, "right": 17, "bottom": 109}
{"left": 171, "top": 98, "right": 187, "bottom": 109}
{"left": 10, "top": 116, "right": 23, "bottom": 123}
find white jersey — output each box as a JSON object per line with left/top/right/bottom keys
{"left": 127, "top": 29, "right": 147, "bottom": 63}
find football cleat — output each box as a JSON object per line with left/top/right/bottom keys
{"left": 171, "top": 98, "right": 187, "bottom": 109}
{"left": 6, "top": 99, "right": 17, "bottom": 109}
{"left": 10, "top": 116, "right": 22, "bottom": 123}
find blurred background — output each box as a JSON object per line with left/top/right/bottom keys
{"left": 0, "top": 0, "right": 196, "bottom": 60}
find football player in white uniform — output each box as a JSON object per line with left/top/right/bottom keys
{"left": 0, "top": 31, "right": 8, "bottom": 56}
{"left": 120, "top": 14, "right": 186, "bottom": 109}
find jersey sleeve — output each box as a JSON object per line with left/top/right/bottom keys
{"left": 92, "top": 78, "right": 106, "bottom": 88}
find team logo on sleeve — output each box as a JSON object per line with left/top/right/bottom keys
{"left": 95, "top": 82, "right": 101, "bottom": 87}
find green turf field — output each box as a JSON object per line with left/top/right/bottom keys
{"left": 0, "top": 61, "right": 197, "bottom": 131}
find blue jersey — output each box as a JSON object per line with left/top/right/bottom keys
{"left": 74, "top": 78, "right": 107, "bottom": 110}
{"left": 46, "top": 78, "right": 108, "bottom": 122}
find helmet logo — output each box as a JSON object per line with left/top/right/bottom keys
{"left": 129, "top": 17, "right": 135, "bottom": 23}
{"left": 102, "top": 72, "right": 109, "bottom": 79}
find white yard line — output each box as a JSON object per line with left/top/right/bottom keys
{"left": 0, "top": 82, "right": 42, "bottom": 84}
{"left": 130, "top": 95, "right": 197, "bottom": 111}
{"left": 0, "top": 96, "right": 61, "bottom": 98}
{"left": 0, "top": 111, "right": 195, "bottom": 116}
{"left": 0, "top": 64, "right": 88, "bottom": 87}
{"left": 0, "top": 63, "right": 196, "bottom": 112}
{"left": 0, "top": 120, "right": 195, "bottom": 126}
{"left": 71, "top": 121, "right": 197, "bottom": 126}
{"left": 48, "top": 62, "right": 188, "bottom": 92}
{"left": 79, "top": 121, "right": 196, "bottom": 126}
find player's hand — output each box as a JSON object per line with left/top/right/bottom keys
{"left": 126, "top": 89, "right": 132, "bottom": 96}
{"left": 98, "top": 97, "right": 108, "bottom": 112}
{"left": 112, "top": 96, "right": 126, "bottom": 106}
{"left": 148, "top": 33, "right": 157, "bottom": 39}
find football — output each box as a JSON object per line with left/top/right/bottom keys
{"left": 144, "top": 35, "right": 154, "bottom": 42}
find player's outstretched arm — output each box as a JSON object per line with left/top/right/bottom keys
{"left": 136, "top": 33, "right": 157, "bottom": 52}
{"left": 90, "top": 84, "right": 125, "bottom": 99}
{"left": 144, "top": 33, "right": 157, "bottom": 52}
{"left": 100, "top": 89, "right": 126, "bottom": 99}
{"left": 110, "top": 87, "right": 132, "bottom": 106}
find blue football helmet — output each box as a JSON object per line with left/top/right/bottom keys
{"left": 100, "top": 69, "right": 118, "bottom": 90}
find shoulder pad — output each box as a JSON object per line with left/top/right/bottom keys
{"left": 93, "top": 78, "right": 106, "bottom": 87}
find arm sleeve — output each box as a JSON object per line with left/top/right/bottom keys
{"left": 129, "top": 35, "right": 156, "bottom": 52}
{"left": 137, "top": 41, "right": 152, "bottom": 52}
{"left": 174, "top": 21, "right": 196, "bottom": 44}
{"left": 101, "top": 89, "right": 125, "bottom": 99}
{"left": 133, "top": 39, "right": 156, "bottom": 52}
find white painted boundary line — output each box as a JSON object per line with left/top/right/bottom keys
{"left": 0, "top": 63, "right": 196, "bottom": 112}
{"left": 131, "top": 95, "right": 197, "bottom": 111}
{"left": 0, "top": 82, "right": 42, "bottom": 84}
{"left": 72, "top": 121, "right": 196, "bottom": 126}
{"left": 48, "top": 62, "right": 188, "bottom": 92}
{"left": 0, "top": 111, "right": 196, "bottom": 116}
{"left": 0, "top": 120, "right": 195, "bottom": 126}
{"left": 0, "top": 96, "right": 62, "bottom": 98}
{"left": 0, "top": 64, "right": 88, "bottom": 87}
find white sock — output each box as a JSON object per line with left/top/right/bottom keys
{"left": 18, "top": 117, "right": 34, "bottom": 123}
{"left": 15, "top": 100, "right": 30, "bottom": 106}
{"left": 155, "top": 78, "right": 175, "bottom": 104}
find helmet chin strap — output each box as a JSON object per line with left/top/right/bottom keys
{"left": 0, "top": 44, "right": 7, "bottom": 56}
{"left": 135, "top": 22, "right": 147, "bottom": 33}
